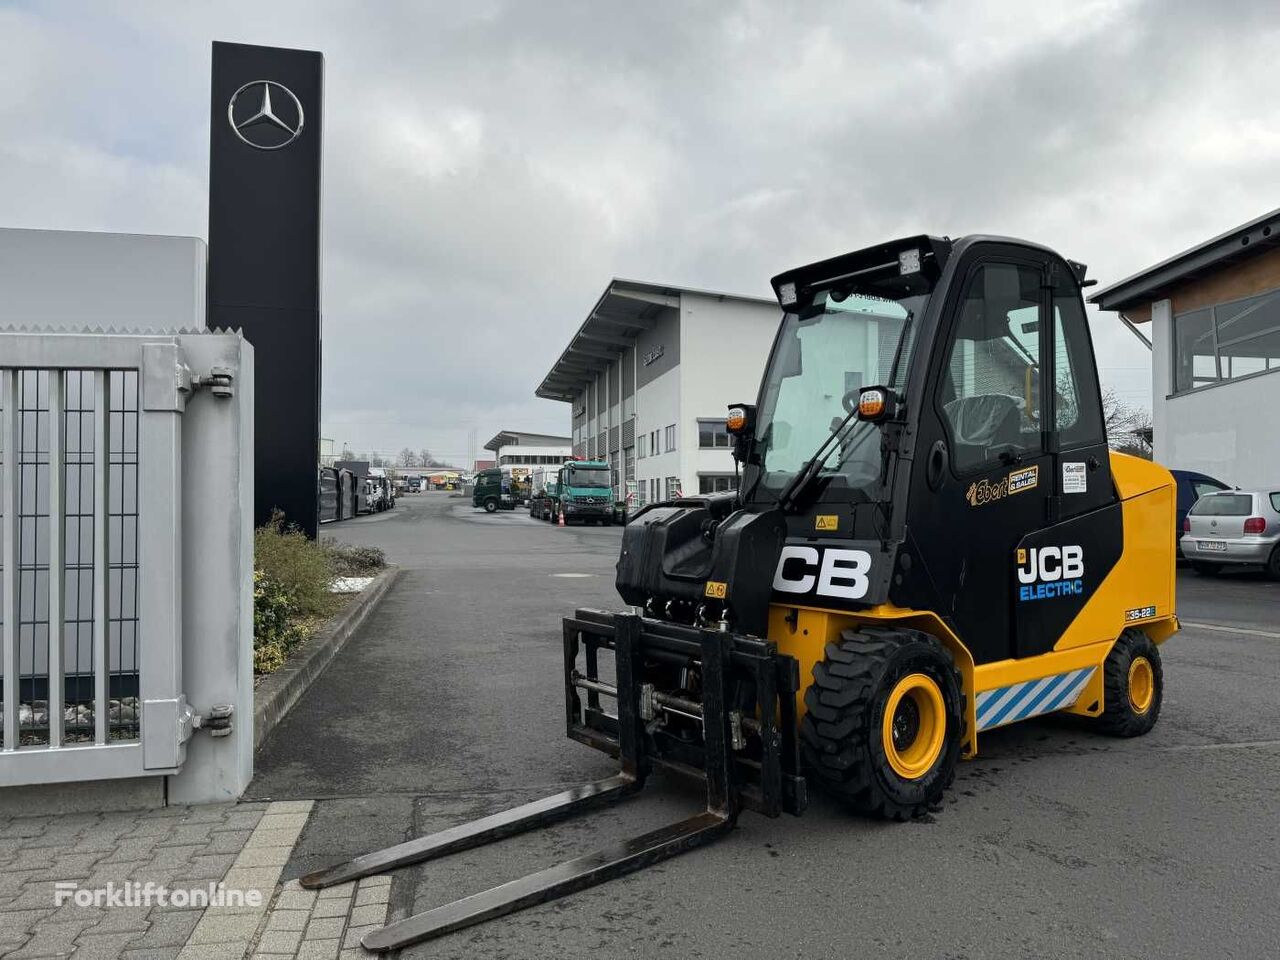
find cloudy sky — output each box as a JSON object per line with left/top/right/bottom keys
{"left": 3, "top": 0, "right": 1276, "bottom": 464}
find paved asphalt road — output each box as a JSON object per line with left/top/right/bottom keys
{"left": 252, "top": 492, "right": 1280, "bottom": 960}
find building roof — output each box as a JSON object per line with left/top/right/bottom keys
{"left": 483, "top": 430, "right": 572, "bottom": 452}
{"left": 1089, "top": 207, "right": 1280, "bottom": 313}
{"left": 535, "top": 278, "right": 775, "bottom": 402}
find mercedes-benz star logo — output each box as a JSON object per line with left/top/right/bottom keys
{"left": 227, "top": 80, "right": 304, "bottom": 151}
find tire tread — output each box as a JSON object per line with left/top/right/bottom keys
{"left": 799, "top": 627, "right": 963, "bottom": 820}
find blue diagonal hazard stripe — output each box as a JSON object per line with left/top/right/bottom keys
{"left": 976, "top": 668, "right": 1096, "bottom": 731}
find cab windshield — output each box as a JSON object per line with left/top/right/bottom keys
{"left": 566, "top": 466, "right": 610, "bottom": 489}
{"left": 752, "top": 286, "right": 930, "bottom": 499}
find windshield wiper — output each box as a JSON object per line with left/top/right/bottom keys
{"left": 775, "top": 409, "right": 860, "bottom": 513}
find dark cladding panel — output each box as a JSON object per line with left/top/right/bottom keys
{"left": 635, "top": 306, "right": 680, "bottom": 388}
{"left": 608, "top": 359, "right": 621, "bottom": 406}
{"left": 621, "top": 345, "right": 636, "bottom": 399}
{"left": 208, "top": 41, "right": 323, "bottom": 537}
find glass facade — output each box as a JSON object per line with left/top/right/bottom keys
{"left": 1173, "top": 288, "right": 1280, "bottom": 394}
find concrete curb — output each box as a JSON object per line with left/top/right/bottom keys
{"left": 254, "top": 566, "right": 402, "bottom": 751}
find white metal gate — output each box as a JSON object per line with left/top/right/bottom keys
{"left": 0, "top": 335, "right": 192, "bottom": 786}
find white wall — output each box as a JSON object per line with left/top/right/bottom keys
{"left": 635, "top": 365, "right": 681, "bottom": 499}
{"left": 678, "top": 292, "right": 779, "bottom": 495}
{"left": 1152, "top": 297, "right": 1280, "bottom": 488}
{"left": 0, "top": 228, "right": 207, "bottom": 332}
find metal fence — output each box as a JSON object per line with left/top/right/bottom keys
{"left": 0, "top": 335, "right": 203, "bottom": 787}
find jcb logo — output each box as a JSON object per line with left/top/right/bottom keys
{"left": 1016, "top": 545, "right": 1084, "bottom": 602}
{"left": 773, "top": 546, "right": 872, "bottom": 600}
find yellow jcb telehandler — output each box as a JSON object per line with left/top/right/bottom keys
{"left": 305, "top": 234, "right": 1178, "bottom": 950}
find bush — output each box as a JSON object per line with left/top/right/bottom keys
{"left": 254, "top": 511, "right": 334, "bottom": 616}
{"left": 323, "top": 539, "right": 387, "bottom": 577}
{"left": 253, "top": 570, "right": 310, "bottom": 674}
{"left": 253, "top": 514, "right": 387, "bottom": 675}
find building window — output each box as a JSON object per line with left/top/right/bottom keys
{"left": 1173, "top": 307, "right": 1217, "bottom": 393}
{"left": 698, "top": 419, "right": 731, "bottom": 448}
{"left": 698, "top": 474, "right": 737, "bottom": 494}
{"left": 650, "top": 429, "right": 660, "bottom": 455}
{"left": 1174, "top": 289, "right": 1280, "bottom": 394}
{"left": 664, "top": 424, "right": 676, "bottom": 452}
{"left": 637, "top": 434, "right": 647, "bottom": 458}
{"left": 665, "top": 476, "right": 680, "bottom": 499}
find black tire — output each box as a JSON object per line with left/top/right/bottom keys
{"left": 1093, "top": 629, "right": 1162, "bottom": 737}
{"left": 800, "top": 627, "right": 964, "bottom": 821}
{"left": 1190, "top": 561, "right": 1220, "bottom": 576}
{"left": 1266, "top": 545, "right": 1280, "bottom": 581}
{"left": 483, "top": 498, "right": 498, "bottom": 513}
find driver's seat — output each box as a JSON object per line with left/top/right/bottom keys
{"left": 944, "top": 394, "right": 1022, "bottom": 466}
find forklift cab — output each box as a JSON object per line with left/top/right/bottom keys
{"left": 756, "top": 236, "right": 1118, "bottom": 666}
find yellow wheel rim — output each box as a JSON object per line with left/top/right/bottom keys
{"left": 1128, "top": 657, "right": 1155, "bottom": 714}
{"left": 882, "top": 673, "right": 946, "bottom": 780}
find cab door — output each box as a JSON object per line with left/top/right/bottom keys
{"left": 906, "top": 249, "right": 1055, "bottom": 667}
{"left": 1045, "top": 265, "right": 1113, "bottom": 521}
{"left": 1010, "top": 262, "right": 1122, "bottom": 657}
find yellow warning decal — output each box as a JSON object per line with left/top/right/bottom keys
{"left": 704, "top": 581, "right": 728, "bottom": 599}
{"left": 815, "top": 515, "right": 839, "bottom": 531}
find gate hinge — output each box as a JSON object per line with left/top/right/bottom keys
{"left": 193, "top": 704, "right": 235, "bottom": 738}
{"left": 191, "top": 367, "right": 235, "bottom": 399}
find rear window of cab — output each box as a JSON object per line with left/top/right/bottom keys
{"left": 1190, "top": 493, "right": 1252, "bottom": 516}
{"left": 1272, "top": 493, "right": 1280, "bottom": 513}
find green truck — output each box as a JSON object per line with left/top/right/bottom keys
{"left": 471, "top": 468, "right": 515, "bottom": 512}
{"left": 534, "top": 459, "right": 614, "bottom": 524}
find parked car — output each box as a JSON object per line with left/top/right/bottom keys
{"left": 1180, "top": 489, "right": 1280, "bottom": 578}
{"left": 1170, "top": 469, "right": 1231, "bottom": 555}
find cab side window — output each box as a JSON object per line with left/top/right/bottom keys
{"left": 1052, "top": 290, "right": 1105, "bottom": 449}
{"left": 940, "top": 263, "right": 1043, "bottom": 473}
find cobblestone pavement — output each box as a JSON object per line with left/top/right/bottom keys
{"left": 0, "top": 799, "right": 383, "bottom": 960}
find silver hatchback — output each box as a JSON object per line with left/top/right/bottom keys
{"left": 1181, "top": 490, "right": 1280, "bottom": 578}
